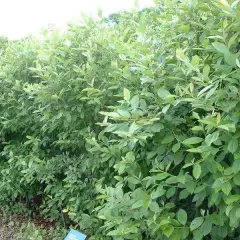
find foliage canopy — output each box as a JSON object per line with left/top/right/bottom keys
{"left": 0, "top": 0, "right": 240, "bottom": 239}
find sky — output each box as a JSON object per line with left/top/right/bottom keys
{"left": 0, "top": 0, "right": 154, "bottom": 40}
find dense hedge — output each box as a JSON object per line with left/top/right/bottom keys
{"left": 0, "top": 0, "right": 240, "bottom": 239}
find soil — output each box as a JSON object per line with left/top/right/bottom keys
{"left": 0, "top": 213, "right": 56, "bottom": 240}
{"left": 0, "top": 217, "right": 21, "bottom": 240}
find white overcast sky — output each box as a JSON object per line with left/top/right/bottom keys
{"left": 0, "top": 0, "right": 154, "bottom": 40}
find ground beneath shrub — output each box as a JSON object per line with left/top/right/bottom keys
{"left": 0, "top": 213, "right": 57, "bottom": 240}
{"left": 0, "top": 218, "right": 21, "bottom": 240}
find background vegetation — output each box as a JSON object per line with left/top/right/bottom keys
{"left": 0, "top": 0, "right": 240, "bottom": 239}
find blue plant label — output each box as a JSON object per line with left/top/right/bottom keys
{"left": 64, "top": 229, "right": 87, "bottom": 240}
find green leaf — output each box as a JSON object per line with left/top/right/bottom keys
{"left": 200, "top": 117, "right": 217, "bottom": 126}
{"left": 183, "top": 137, "right": 204, "bottom": 145}
{"left": 193, "top": 163, "right": 201, "bottom": 180}
{"left": 233, "top": 174, "right": 240, "bottom": 186}
{"left": 236, "top": 58, "right": 240, "bottom": 68}
{"left": 212, "top": 178, "right": 224, "bottom": 189}
{"left": 224, "top": 52, "right": 237, "bottom": 66}
{"left": 150, "top": 122, "right": 164, "bottom": 132}
{"left": 225, "top": 194, "right": 240, "bottom": 204}
{"left": 193, "top": 229, "right": 204, "bottom": 240}
{"left": 117, "top": 109, "right": 131, "bottom": 118}
{"left": 218, "top": 124, "right": 236, "bottom": 132}
{"left": 201, "top": 219, "right": 212, "bottom": 236}
{"left": 127, "top": 177, "right": 140, "bottom": 184}
{"left": 212, "top": 42, "right": 229, "bottom": 54}
{"left": 187, "top": 148, "right": 203, "bottom": 153}
{"left": 129, "top": 122, "right": 140, "bottom": 134}
{"left": 185, "top": 181, "right": 196, "bottom": 194}
{"left": 193, "top": 112, "right": 200, "bottom": 120}
{"left": 166, "top": 188, "right": 176, "bottom": 199}
{"left": 66, "top": 113, "right": 71, "bottom": 123}
{"left": 162, "top": 104, "right": 170, "bottom": 114}
{"left": 179, "top": 24, "right": 190, "bottom": 33}
{"left": 123, "top": 88, "right": 131, "bottom": 101}
{"left": 149, "top": 202, "right": 159, "bottom": 212}
{"left": 130, "top": 95, "right": 139, "bottom": 109}
{"left": 166, "top": 176, "right": 178, "bottom": 184}
{"left": 163, "top": 225, "right": 174, "bottom": 237}
{"left": 190, "top": 217, "right": 204, "bottom": 231}
{"left": 197, "top": 85, "right": 212, "bottom": 97}
{"left": 191, "top": 55, "right": 200, "bottom": 66}
{"left": 172, "top": 142, "right": 181, "bottom": 153}
{"left": 233, "top": 158, "right": 240, "bottom": 174}
{"left": 160, "top": 219, "right": 170, "bottom": 226}
{"left": 155, "top": 173, "right": 169, "bottom": 181}
{"left": 205, "top": 132, "right": 219, "bottom": 146}
{"left": 100, "top": 111, "right": 120, "bottom": 118}
{"left": 228, "top": 32, "right": 239, "bottom": 48}
{"left": 226, "top": 205, "right": 233, "bottom": 217}
{"left": 205, "top": 86, "right": 217, "bottom": 99}
{"left": 192, "top": 126, "right": 204, "bottom": 131}
{"left": 176, "top": 49, "right": 188, "bottom": 61}
{"left": 235, "top": 208, "right": 240, "bottom": 218}
{"left": 179, "top": 189, "right": 189, "bottom": 200}
{"left": 177, "top": 209, "right": 188, "bottom": 225}
{"left": 183, "top": 162, "right": 194, "bottom": 169}
{"left": 203, "top": 65, "right": 210, "bottom": 78}
{"left": 222, "top": 181, "right": 232, "bottom": 195}
{"left": 228, "top": 138, "right": 238, "bottom": 153}
{"left": 161, "top": 135, "right": 174, "bottom": 144}
{"left": 151, "top": 186, "right": 166, "bottom": 199}
{"left": 157, "top": 87, "right": 171, "bottom": 100}
{"left": 132, "top": 200, "right": 144, "bottom": 209}
{"left": 180, "top": 228, "right": 190, "bottom": 239}
{"left": 107, "top": 230, "right": 118, "bottom": 236}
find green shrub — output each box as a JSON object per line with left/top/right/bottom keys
{"left": 0, "top": 0, "right": 240, "bottom": 239}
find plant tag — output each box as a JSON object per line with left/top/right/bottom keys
{"left": 64, "top": 229, "right": 87, "bottom": 240}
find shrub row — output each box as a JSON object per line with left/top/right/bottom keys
{"left": 0, "top": 1, "right": 240, "bottom": 239}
